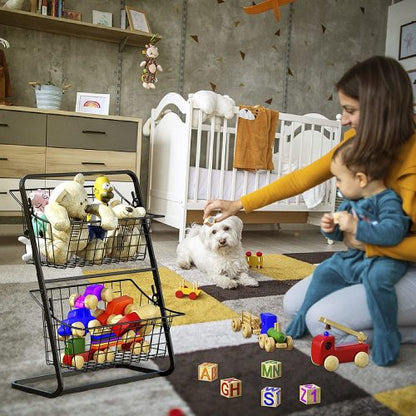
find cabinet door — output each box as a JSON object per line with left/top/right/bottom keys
{"left": 0, "top": 110, "right": 46, "bottom": 146}
{"left": 47, "top": 115, "right": 138, "bottom": 151}
{"left": 0, "top": 144, "right": 46, "bottom": 178}
{"left": 46, "top": 147, "right": 136, "bottom": 181}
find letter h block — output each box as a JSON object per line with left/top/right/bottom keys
{"left": 220, "top": 377, "right": 242, "bottom": 398}
{"left": 198, "top": 362, "right": 218, "bottom": 382}
{"left": 299, "top": 383, "right": 321, "bottom": 405}
{"left": 261, "top": 360, "right": 282, "bottom": 379}
{"left": 261, "top": 387, "right": 281, "bottom": 407}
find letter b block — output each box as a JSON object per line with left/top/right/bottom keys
{"left": 261, "top": 360, "right": 282, "bottom": 379}
{"left": 261, "top": 387, "right": 281, "bottom": 407}
{"left": 299, "top": 384, "right": 321, "bottom": 405}
{"left": 220, "top": 377, "right": 242, "bottom": 398}
{"left": 198, "top": 362, "right": 218, "bottom": 382}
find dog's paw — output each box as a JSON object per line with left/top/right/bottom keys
{"left": 238, "top": 273, "right": 259, "bottom": 287}
{"left": 214, "top": 275, "right": 238, "bottom": 289}
{"left": 177, "top": 259, "right": 191, "bottom": 270}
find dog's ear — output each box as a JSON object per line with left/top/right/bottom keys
{"left": 229, "top": 216, "right": 243, "bottom": 238}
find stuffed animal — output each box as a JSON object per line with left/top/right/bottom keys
{"left": 139, "top": 43, "right": 163, "bottom": 90}
{"left": 188, "top": 90, "right": 235, "bottom": 130}
{"left": 105, "top": 200, "right": 146, "bottom": 261}
{"left": 28, "top": 189, "right": 49, "bottom": 237}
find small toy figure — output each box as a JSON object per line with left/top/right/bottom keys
{"left": 258, "top": 320, "right": 294, "bottom": 351}
{"left": 175, "top": 280, "right": 201, "bottom": 300}
{"left": 231, "top": 310, "right": 261, "bottom": 338}
{"left": 29, "top": 189, "right": 49, "bottom": 237}
{"left": 69, "top": 283, "right": 114, "bottom": 310}
{"left": 245, "top": 251, "right": 263, "bottom": 268}
{"left": 139, "top": 41, "right": 163, "bottom": 89}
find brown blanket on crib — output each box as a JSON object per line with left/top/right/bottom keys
{"left": 233, "top": 105, "right": 279, "bottom": 170}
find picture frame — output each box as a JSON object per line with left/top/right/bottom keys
{"left": 125, "top": 7, "right": 151, "bottom": 33}
{"left": 92, "top": 10, "right": 112, "bottom": 27}
{"left": 399, "top": 21, "right": 416, "bottom": 60}
{"left": 75, "top": 92, "right": 110, "bottom": 116}
{"left": 408, "top": 69, "right": 416, "bottom": 105}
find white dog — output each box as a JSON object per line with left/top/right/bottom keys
{"left": 176, "top": 216, "right": 259, "bottom": 289}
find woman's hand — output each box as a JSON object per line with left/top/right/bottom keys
{"left": 203, "top": 199, "right": 243, "bottom": 222}
{"left": 343, "top": 231, "right": 366, "bottom": 251}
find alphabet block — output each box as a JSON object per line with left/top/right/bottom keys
{"left": 299, "top": 384, "right": 321, "bottom": 405}
{"left": 198, "top": 362, "right": 218, "bottom": 382}
{"left": 220, "top": 377, "right": 242, "bottom": 398}
{"left": 261, "top": 360, "right": 282, "bottom": 379}
{"left": 261, "top": 387, "right": 281, "bottom": 407}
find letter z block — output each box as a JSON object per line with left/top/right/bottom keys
{"left": 261, "top": 360, "right": 282, "bottom": 379}
{"left": 299, "top": 383, "right": 321, "bottom": 405}
{"left": 198, "top": 362, "right": 218, "bottom": 382}
{"left": 261, "top": 386, "right": 281, "bottom": 407}
{"left": 220, "top": 377, "right": 242, "bottom": 398}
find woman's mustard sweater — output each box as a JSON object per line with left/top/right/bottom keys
{"left": 240, "top": 130, "right": 416, "bottom": 262}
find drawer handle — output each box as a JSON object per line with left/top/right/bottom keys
{"left": 0, "top": 123, "right": 9, "bottom": 127}
{"left": 82, "top": 130, "right": 106, "bottom": 135}
{"left": 0, "top": 191, "right": 6, "bottom": 195}
{"left": 0, "top": 157, "right": 8, "bottom": 161}
{"left": 81, "top": 162, "right": 106, "bottom": 165}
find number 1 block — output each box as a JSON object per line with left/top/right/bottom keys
{"left": 299, "top": 383, "right": 321, "bottom": 405}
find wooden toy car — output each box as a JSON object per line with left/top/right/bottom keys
{"left": 175, "top": 280, "right": 201, "bottom": 300}
{"left": 258, "top": 321, "right": 294, "bottom": 352}
{"left": 245, "top": 251, "right": 263, "bottom": 268}
{"left": 231, "top": 310, "right": 261, "bottom": 338}
{"left": 311, "top": 317, "right": 369, "bottom": 372}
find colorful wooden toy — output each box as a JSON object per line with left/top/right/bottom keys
{"left": 64, "top": 337, "right": 85, "bottom": 355}
{"left": 258, "top": 321, "right": 294, "bottom": 352}
{"left": 231, "top": 310, "right": 261, "bottom": 338}
{"left": 261, "top": 386, "right": 281, "bottom": 407}
{"left": 175, "top": 279, "right": 201, "bottom": 300}
{"left": 299, "top": 384, "right": 321, "bottom": 405}
{"left": 245, "top": 251, "right": 263, "bottom": 268}
{"left": 311, "top": 317, "right": 369, "bottom": 372}
{"left": 96, "top": 295, "right": 134, "bottom": 325}
{"left": 109, "top": 311, "right": 141, "bottom": 337}
{"left": 261, "top": 360, "right": 282, "bottom": 379}
{"left": 260, "top": 312, "right": 277, "bottom": 334}
{"left": 198, "top": 362, "right": 218, "bottom": 382}
{"left": 61, "top": 351, "right": 90, "bottom": 370}
{"left": 58, "top": 307, "right": 97, "bottom": 337}
{"left": 69, "top": 283, "right": 114, "bottom": 310}
{"left": 220, "top": 377, "right": 242, "bottom": 398}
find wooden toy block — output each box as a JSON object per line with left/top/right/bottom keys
{"left": 261, "top": 360, "right": 282, "bottom": 379}
{"left": 220, "top": 377, "right": 242, "bottom": 398}
{"left": 96, "top": 295, "right": 134, "bottom": 325}
{"left": 198, "top": 362, "right": 218, "bottom": 382}
{"left": 299, "top": 384, "right": 321, "bottom": 405}
{"left": 64, "top": 337, "right": 85, "bottom": 355}
{"left": 261, "top": 386, "right": 281, "bottom": 407}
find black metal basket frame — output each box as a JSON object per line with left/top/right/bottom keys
{"left": 11, "top": 170, "right": 183, "bottom": 398}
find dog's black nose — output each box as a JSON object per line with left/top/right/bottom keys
{"left": 219, "top": 238, "right": 227, "bottom": 246}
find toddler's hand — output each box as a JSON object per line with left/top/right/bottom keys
{"left": 321, "top": 213, "right": 335, "bottom": 233}
{"left": 333, "top": 211, "right": 358, "bottom": 233}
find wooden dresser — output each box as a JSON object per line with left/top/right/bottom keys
{"left": 0, "top": 106, "right": 142, "bottom": 214}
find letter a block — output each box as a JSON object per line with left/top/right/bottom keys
{"left": 261, "top": 360, "right": 282, "bottom": 379}
{"left": 220, "top": 377, "right": 242, "bottom": 398}
{"left": 261, "top": 387, "right": 281, "bottom": 408}
{"left": 299, "top": 384, "right": 321, "bottom": 405}
{"left": 198, "top": 362, "right": 218, "bottom": 382}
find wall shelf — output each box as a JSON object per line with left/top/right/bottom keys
{"left": 0, "top": 9, "right": 161, "bottom": 50}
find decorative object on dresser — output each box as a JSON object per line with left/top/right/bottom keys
{"left": 29, "top": 82, "right": 71, "bottom": 110}
{"left": 75, "top": 92, "right": 110, "bottom": 115}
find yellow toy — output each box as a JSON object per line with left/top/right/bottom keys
{"left": 175, "top": 279, "right": 201, "bottom": 300}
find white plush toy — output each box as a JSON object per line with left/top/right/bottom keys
{"left": 106, "top": 200, "right": 146, "bottom": 261}
{"left": 188, "top": 90, "right": 235, "bottom": 130}
{"left": 18, "top": 236, "right": 45, "bottom": 262}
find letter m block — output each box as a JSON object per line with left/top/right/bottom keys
{"left": 261, "top": 360, "right": 282, "bottom": 379}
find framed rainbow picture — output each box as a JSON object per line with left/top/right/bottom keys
{"left": 75, "top": 92, "right": 110, "bottom": 115}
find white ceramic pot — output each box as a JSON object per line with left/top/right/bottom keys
{"left": 35, "top": 84, "right": 63, "bottom": 110}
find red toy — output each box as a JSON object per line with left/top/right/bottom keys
{"left": 311, "top": 317, "right": 369, "bottom": 372}
{"left": 96, "top": 295, "right": 133, "bottom": 325}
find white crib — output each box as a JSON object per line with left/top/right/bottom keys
{"left": 147, "top": 92, "right": 342, "bottom": 241}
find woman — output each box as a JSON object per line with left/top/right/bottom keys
{"left": 203, "top": 56, "right": 416, "bottom": 362}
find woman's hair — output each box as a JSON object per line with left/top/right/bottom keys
{"left": 332, "top": 139, "right": 391, "bottom": 181}
{"left": 335, "top": 55, "right": 415, "bottom": 164}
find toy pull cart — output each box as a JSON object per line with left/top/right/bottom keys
{"left": 10, "top": 170, "right": 183, "bottom": 398}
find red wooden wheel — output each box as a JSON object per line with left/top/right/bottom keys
{"left": 189, "top": 292, "right": 198, "bottom": 300}
{"left": 175, "top": 290, "right": 184, "bottom": 298}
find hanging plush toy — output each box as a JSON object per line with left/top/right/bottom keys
{"left": 139, "top": 41, "right": 163, "bottom": 89}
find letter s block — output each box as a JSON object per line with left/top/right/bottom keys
{"left": 198, "top": 362, "right": 218, "bottom": 382}
{"left": 261, "top": 360, "right": 282, "bottom": 379}
{"left": 220, "top": 377, "right": 242, "bottom": 398}
{"left": 299, "top": 383, "right": 321, "bottom": 405}
{"left": 261, "top": 386, "right": 281, "bottom": 407}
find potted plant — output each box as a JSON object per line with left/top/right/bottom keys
{"left": 29, "top": 81, "right": 71, "bottom": 110}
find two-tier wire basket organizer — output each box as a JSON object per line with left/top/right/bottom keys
{"left": 10, "top": 170, "right": 183, "bottom": 398}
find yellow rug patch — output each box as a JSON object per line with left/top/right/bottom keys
{"left": 85, "top": 267, "right": 238, "bottom": 326}
{"left": 374, "top": 384, "right": 416, "bottom": 416}
{"left": 254, "top": 254, "right": 315, "bottom": 281}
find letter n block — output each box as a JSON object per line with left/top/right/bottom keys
{"left": 220, "top": 377, "right": 242, "bottom": 398}
{"left": 299, "top": 384, "right": 321, "bottom": 405}
{"left": 198, "top": 362, "right": 218, "bottom": 382}
{"left": 261, "top": 387, "right": 281, "bottom": 407}
{"left": 261, "top": 360, "right": 282, "bottom": 379}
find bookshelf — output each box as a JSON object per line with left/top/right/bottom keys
{"left": 0, "top": 9, "right": 161, "bottom": 51}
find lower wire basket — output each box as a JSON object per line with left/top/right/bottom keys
{"left": 30, "top": 278, "right": 184, "bottom": 373}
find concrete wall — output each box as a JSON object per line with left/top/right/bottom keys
{"left": 0, "top": 0, "right": 392, "bottom": 200}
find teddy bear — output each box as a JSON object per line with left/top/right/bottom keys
{"left": 41, "top": 173, "right": 118, "bottom": 265}
{"left": 188, "top": 90, "right": 235, "bottom": 130}
{"left": 105, "top": 200, "right": 146, "bottom": 261}
{"left": 139, "top": 43, "right": 163, "bottom": 90}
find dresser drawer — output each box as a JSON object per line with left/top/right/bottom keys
{"left": 46, "top": 147, "right": 136, "bottom": 181}
{"left": 47, "top": 115, "right": 138, "bottom": 151}
{"left": 0, "top": 178, "right": 46, "bottom": 211}
{"left": 0, "top": 110, "right": 47, "bottom": 146}
{"left": 0, "top": 144, "right": 46, "bottom": 178}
